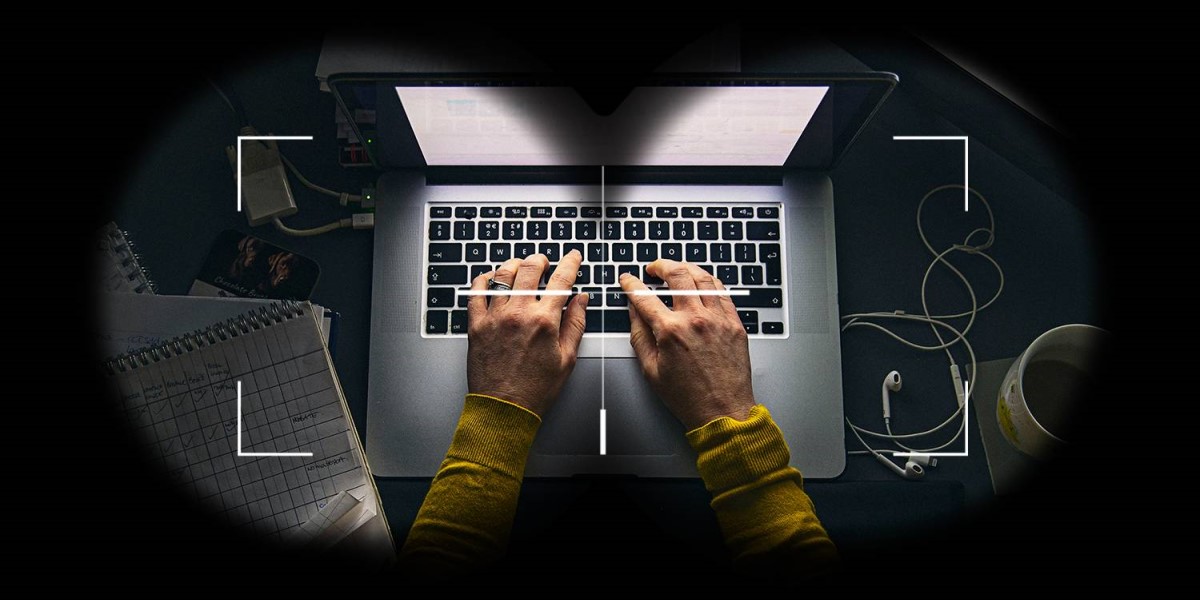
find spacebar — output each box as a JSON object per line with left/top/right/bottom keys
{"left": 584, "top": 310, "right": 631, "bottom": 333}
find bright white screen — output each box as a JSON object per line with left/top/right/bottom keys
{"left": 396, "top": 85, "right": 828, "bottom": 166}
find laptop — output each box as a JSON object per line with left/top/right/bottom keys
{"left": 330, "top": 73, "right": 896, "bottom": 478}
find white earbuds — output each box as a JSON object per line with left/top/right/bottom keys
{"left": 881, "top": 370, "right": 902, "bottom": 421}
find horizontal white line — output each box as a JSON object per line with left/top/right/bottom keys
{"left": 457, "top": 290, "right": 573, "bottom": 296}
{"left": 237, "top": 135, "right": 314, "bottom": 140}
{"left": 632, "top": 289, "right": 750, "bottom": 296}
{"left": 892, "top": 135, "right": 968, "bottom": 141}
{"left": 239, "top": 451, "right": 315, "bottom": 457}
{"left": 892, "top": 452, "right": 967, "bottom": 458}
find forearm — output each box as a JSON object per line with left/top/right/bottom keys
{"left": 688, "top": 404, "right": 838, "bottom": 575}
{"left": 400, "top": 394, "right": 541, "bottom": 576}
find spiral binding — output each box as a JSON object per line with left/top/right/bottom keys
{"left": 103, "top": 300, "right": 306, "bottom": 375}
{"left": 103, "top": 223, "right": 157, "bottom": 294}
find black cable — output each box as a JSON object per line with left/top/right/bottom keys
{"left": 206, "top": 77, "right": 249, "bottom": 129}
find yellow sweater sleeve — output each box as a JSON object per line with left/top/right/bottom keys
{"left": 399, "top": 393, "right": 541, "bottom": 576}
{"left": 687, "top": 404, "right": 838, "bottom": 576}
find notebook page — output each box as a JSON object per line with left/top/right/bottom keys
{"left": 108, "top": 304, "right": 368, "bottom": 541}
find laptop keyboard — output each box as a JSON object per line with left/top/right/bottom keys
{"left": 423, "top": 202, "right": 788, "bottom": 337}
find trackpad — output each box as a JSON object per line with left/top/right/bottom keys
{"left": 534, "top": 358, "right": 685, "bottom": 456}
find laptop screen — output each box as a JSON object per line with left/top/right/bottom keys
{"left": 395, "top": 85, "right": 828, "bottom": 167}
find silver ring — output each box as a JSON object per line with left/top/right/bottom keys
{"left": 487, "top": 278, "right": 512, "bottom": 291}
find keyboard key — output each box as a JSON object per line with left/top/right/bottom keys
{"left": 737, "top": 310, "right": 759, "bottom": 324}
{"left": 762, "top": 244, "right": 781, "bottom": 284}
{"left": 624, "top": 221, "right": 645, "bottom": 240}
{"left": 631, "top": 206, "right": 653, "bottom": 218}
{"left": 454, "top": 221, "right": 475, "bottom": 240}
{"left": 588, "top": 243, "right": 608, "bottom": 263}
{"left": 741, "top": 265, "right": 764, "bottom": 285}
{"left": 514, "top": 243, "right": 535, "bottom": 259}
{"left": 603, "top": 222, "right": 621, "bottom": 240}
{"left": 686, "top": 243, "right": 706, "bottom": 262}
{"left": 613, "top": 243, "right": 633, "bottom": 262}
{"left": 723, "top": 222, "right": 743, "bottom": 240}
{"left": 585, "top": 310, "right": 632, "bottom": 333}
{"left": 682, "top": 207, "right": 703, "bottom": 218}
{"left": 595, "top": 265, "right": 615, "bottom": 284}
{"left": 606, "top": 206, "right": 628, "bottom": 218}
{"left": 618, "top": 265, "right": 640, "bottom": 280}
{"left": 470, "top": 265, "right": 491, "bottom": 281}
{"left": 539, "top": 243, "right": 561, "bottom": 261}
{"left": 466, "top": 243, "right": 487, "bottom": 262}
{"left": 661, "top": 243, "right": 682, "bottom": 260}
{"left": 576, "top": 221, "right": 596, "bottom": 239}
{"left": 743, "top": 323, "right": 759, "bottom": 334}
{"left": 505, "top": 206, "right": 527, "bottom": 218}
{"left": 429, "top": 221, "right": 451, "bottom": 240}
{"left": 735, "top": 243, "right": 756, "bottom": 263}
{"left": 458, "top": 288, "right": 471, "bottom": 308}
{"left": 564, "top": 242, "right": 585, "bottom": 258}
{"left": 656, "top": 207, "right": 678, "bottom": 218}
{"left": 732, "top": 288, "right": 783, "bottom": 308}
{"left": 637, "top": 243, "right": 657, "bottom": 262}
{"left": 605, "top": 287, "right": 627, "bottom": 307}
{"left": 556, "top": 206, "right": 578, "bottom": 218}
{"left": 427, "top": 287, "right": 455, "bottom": 307}
{"left": 673, "top": 221, "right": 694, "bottom": 240}
{"left": 707, "top": 207, "right": 728, "bottom": 218}
{"left": 757, "top": 207, "right": 779, "bottom": 219}
{"left": 645, "top": 272, "right": 664, "bottom": 286}
{"left": 480, "top": 206, "right": 503, "bottom": 218}
{"left": 747, "top": 221, "right": 780, "bottom": 241}
{"left": 528, "top": 221, "right": 547, "bottom": 240}
{"left": 425, "top": 311, "right": 448, "bottom": 334}
{"left": 541, "top": 263, "right": 556, "bottom": 286}
{"left": 763, "top": 322, "right": 784, "bottom": 334}
{"left": 650, "top": 221, "right": 670, "bottom": 240}
{"left": 575, "top": 264, "right": 590, "bottom": 284}
{"left": 733, "top": 207, "right": 754, "bottom": 218}
{"left": 428, "top": 243, "right": 461, "bottom": 263}
{"left": 581, "top": 207, "right": 602, "bottom": 218}
{"left": 450, "top": 310, "right": 468, "bottom": 334}
{"left": 583, "top": 287, "right": 602, "bottom": 307}
{"left": 552, "top": 221, "right": 572, "bottom": 240}
{"left": 698, "top": 221, "right": 719, "bottom": 240}
{"left": 531, "top": 206, "right": 553, "bottom": 218}
{"left": 479, "top": 221, "right": 500, "bottom": 240}
{"left": 430, "top": 206, "right": 452, "bottom": 218}
{"left": 699, "top": 265, "right": 714, "bottom": 275}
{"left": 490, "top": 243, "right": 511, "bottom": 262}
{"left": 455, "top": 206, "right": 477, "bottom": 219}
{"left": 717, "top": 266, "right": 738, "bottom": 285}
{"left": 503, "top": 221, "right": 524, "bottom": 240}
{"left": 428, "top": 265, "right": 467, "bottom": 285}
{"left": 711, "top": 243, "right": 731, "bottom": 263}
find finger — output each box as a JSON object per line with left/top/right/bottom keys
{"left": 705, "top": 263, "right": 740, "bottom": 321}
{"left": 627, "top": 300, "right": 659, "bottom": 381}
{"left": 543, "top": 249, "right": 582, "bottom": 312}
{"left": 490, "top": 258, "right": 523, "bottom": 309}
{"left": 685, "top": 263, "right": 723, "bottom": 311}
{"left": 559, "top": 290, "right": 588, "bottom": 359}
{"left": 646, "top": 259, "right": 701, "bottom": 312}
{"left": 619, "top": 271, "right": 671, "bottom": 329}
{"left": 467, "top": 269, "right": 493, "bottom": 325}
{"left": 510, "top": 254, "right": 549, "bottom": 309}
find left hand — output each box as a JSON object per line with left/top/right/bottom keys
{"left": 466, "top": 250, "right": 588, "bottom": 416}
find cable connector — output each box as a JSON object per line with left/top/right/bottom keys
{"left": 950, "top": 364, "right": 966, "bottom": 408}
{"left": 352, "top": 212, "right": 374, "bottom": 230}
{"left": 908, "top": 453, "right": 938, "bottom": 469}
{"left": 226, "top": 126, "right": 297, "bottom": 227}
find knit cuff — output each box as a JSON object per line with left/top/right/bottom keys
{"left": 446, "top": 394, "right": 542, "bottom": 480}
{"left": 685, "top": 405, "right": 794, "bottom": 496}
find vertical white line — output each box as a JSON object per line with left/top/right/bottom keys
{"left": 963, "top": 378, "right": 970, "bottom": 455}
{"left": 236, "top": 144, "right": 243, "bottom": 212}
{"left": 600, "top": 409, "right": 607, "bottom": 455}
{"left": 600, "top": 165, "right": 605, "bottom": 412}
{"left": 964, "top": 139, "right": 970, "bottom": 212}
{"left": 236, "top": 380, "right": 243, "bottom": 456}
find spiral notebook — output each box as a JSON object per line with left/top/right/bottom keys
{"left": 96, "top": 222, "right": 156, "bottom": 294}
{"left": 103, "top": 300, "right": 392, "bottom": 554}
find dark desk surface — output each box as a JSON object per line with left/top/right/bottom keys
{"left": 108, "top": 33, "right": 1095, "bottom": 570}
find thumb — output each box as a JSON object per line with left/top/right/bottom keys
{"left": 559, "top": 291, "right": 588, "bottom": 357}
{"left": 628, "top": 303, "right": 659, "bottom": 380}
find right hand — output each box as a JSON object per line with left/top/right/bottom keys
{"left": 618, "top": 260, "right": 756, "bottom": 431}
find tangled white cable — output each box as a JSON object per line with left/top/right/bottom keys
{"left": 843, "top": 184, "right": 1004, "bottom": 474}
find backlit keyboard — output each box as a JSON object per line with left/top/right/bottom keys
{"left": 423, "top": 202, "right": 788, "bottom": 337}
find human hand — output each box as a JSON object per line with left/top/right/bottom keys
{"left": 466, "top": 250, "right": 589, "bottom": 416}
{"left": 619, "top": 260, "right": 755, "bottom": 430}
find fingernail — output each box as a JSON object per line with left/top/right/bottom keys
{"left": 619, "top": 272, "right": 630, "bottom": 281}
{"left": 570, "top": 249, "right": 581, "bottom": 258}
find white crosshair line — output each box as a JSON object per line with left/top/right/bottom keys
{"left": 236, "top": 135, "right": 313, "bottom": 212}
{"left": 236, "top": 380, "right": 313, "bottom": 457}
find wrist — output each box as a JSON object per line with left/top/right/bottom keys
{"left": 683, "top": 394, "right": 756, "bottom": 431}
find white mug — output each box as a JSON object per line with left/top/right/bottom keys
{"left": 997, "top": 324, "right": 1108, "bottom": 459}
